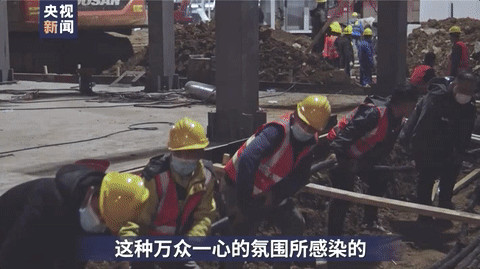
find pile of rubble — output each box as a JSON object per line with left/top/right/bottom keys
{"left": 407, "top": 18, "right": 480, "bottom": 76}
{"left": 106, "top": 23, "right": 352, "bottom": 85}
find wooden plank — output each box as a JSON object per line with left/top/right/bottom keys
{"left": 453, "top": 168, "right": 480, "bottom": 194}
{"left": 213, "top": 163, "right": 225, "bottom": 178}
{"left": 306, "top": 183, "right": 480, "bottom": 225}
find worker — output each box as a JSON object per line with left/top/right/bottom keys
{"left": 358, "top": 28, "right": 375, "bottom": 87}
{"left": 0, "top": 162, "right": 148, "bottom": 269}
{"left": 323, "top": 22, "right": 341, "bottom": 68}
{"left": 448, "top": 26, "right": 470, "bottom": 77}
{"left": 327, "top": 85, "right": 419, "bottom": 235}
{"left": 350, "top": 11, "right": 364, "bottom": 54}
{"left": 119, "top": 117, "right": 216, "bottom": 269}
{"left": 221, "top": 95, "right": 331, "bottom": 240}
{"left": 410, "top": 52, "right": 436, "bottom": 93}
{"left": 310, "top": 0, "right": 328, "bottom": 53}
{"left": 400, "top": 72, "right": 477, "bottom": 221}
{"left": 335, "top": 25, "right": 354, "bottom": 76}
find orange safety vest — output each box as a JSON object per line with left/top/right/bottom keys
{"left": 322, "top": 35, "right": 339, "bottom": 60}
{"left": 224, "top": 112, "right": 315, "bottom": 196}
{"left": 327, "top": 103, "right": 388, "bottom": 159}
{"left": 149, "top": 167, "right": 213, "bottom": 236}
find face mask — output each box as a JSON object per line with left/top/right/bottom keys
{"left": 171, "top": 155, "right": 198, "bottom": 177}
{"left": 455, "top": 93, "right": 472, "bottom": 105}
{"left": 79, "top": 194, "right": 106, "bottom": 233}
{"left": 291, "top": 123, "right": 314, "bottom": 142}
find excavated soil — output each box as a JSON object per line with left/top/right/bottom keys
{"left": 105, "top": 23, "right": 354, "bottom": 86}
{"left": 407, "top": 18, "right": 480, "bottom": 77}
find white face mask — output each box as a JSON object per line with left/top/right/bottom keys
{"left": 291, "top": 123, "right": 314, "bottom": 142}
{"left": 79, "top": 193, "right": 106, "bottom": 233}
{"left": 455, "top": 93, "right": 472, "bottom": 105}
{"left": 171, "top": 155, "right": 198, "bottom": 177}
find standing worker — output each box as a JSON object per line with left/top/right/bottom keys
{"left": 401, "top": 72, "right": 477, "bottom": 220}
{"left": 221, "top": 95, "right": 331, "bottom": 240}
{"left": 350, "top": 12, "right": 364, "bottom": 57}
{"left": 448, "top": 26, "right": 470, "bottom": 77}
{"left": 310, "top": 0, "right": 328, "bottom": 53}
{"left": 323, "top": 22, "right": 341, "bottom": 68}
{"left": 410, "top": 52, "right": 436, "bottom": 94}
{"left": 0, "top": 162, "right": 148, "bottom": 269}
{"left": 335, "top": 25, "right": 354, "bottom": 76}
{"left": 327, "top": 85, "right": 419, "bottom": 235}
{"left": 119, "top": 117, "right": 216, "bottom": 269}
{"left": 358, "top": 28, "right": 375, "bottom": 87}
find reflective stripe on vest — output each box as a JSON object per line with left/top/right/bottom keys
{"left": 150, "top": 166, "right": 212, "bottom": 236}
{"left": 327, "top": 104, "right": 388, "bottom": 158}
{"left": 224, "top": 112, "right": 313, "bottom": 196}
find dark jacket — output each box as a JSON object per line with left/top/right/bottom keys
{"left": 0, "top": 164, "right": 104, "bottom": 269}
{"left": 401, "top": 77, "right": 476, "bottom": 166}
{"left": 310, "top": 4, "right": 327, "bottom": 39}
{"left": 334, "top": 35, "right": 354, "bottom": 69}
{"left": 328, "top": 96, "right": 403, "bottom": 166}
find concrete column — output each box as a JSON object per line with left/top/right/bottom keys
{"left": 146, "top": 0, "right": 175, "bottom": 92}
{"left": 376, "top": 0, "right": 407, "bottom": 96}
{"left": 208, "top": 0, "right": 266, "bottom": 143}
{"left": 0, "top": 0, "right": 10, "bottom": 82}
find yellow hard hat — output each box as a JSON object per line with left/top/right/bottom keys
{"left": 168, "top": 117, "right": 209, "bottom": 151}
{"left": 449, "top": 25, "right": 461, "bottom": 34}
{"left": 330, "top": 21, "right": 342, "bottom": 34}
{"left": 316, "top": 0, "right": 327, "bottom": 3}
{"left": 343, "top": 25, "right": 353, "bottom": 35}
{"left": 363, "top": 28, "right": 373, "bottom": 36}
{"left": 99, "top": 172, "right": 149, "bottom": 232}
{"left": 296, "top": 95, "right": 331, "bottom": 132}
{"left": 352, "top": 12, "right": 359, "bottom": 17}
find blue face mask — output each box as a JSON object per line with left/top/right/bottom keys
{"left": 171, "top": 155, "right": 198, "bottom": 176}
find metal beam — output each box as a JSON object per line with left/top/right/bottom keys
{"left": 208, "top": 0, "right": 266, "bottom": 143}
{"left": 376, "top": 0, "right": 407, "bottom": 96}
{"left": 0, "top": 0, "right": 10, "bottom": 82}
{"left": 146, "top": 0, "right": 175, "bottom": 92}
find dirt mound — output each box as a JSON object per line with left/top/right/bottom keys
{"left": 407, "top": 18, "right": 480, "bottom": 76}
{"left": 105, "top": 23, "right": 352, "bottom": 85}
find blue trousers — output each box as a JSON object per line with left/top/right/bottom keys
{"left": 360, "top": 65, "right": 372, "bottom": 86}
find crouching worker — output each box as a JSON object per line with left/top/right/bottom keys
{"left": 327, "top": 85, "right": 419, "bottom": 235}
{"left": 0, "top": 162, "right": 149, "bottom": 269}
{"left": 119, "top": 117, "right": 217, "bottom": 269}
{"left": 221, "top": 95, "right": 331, "bottom": 239}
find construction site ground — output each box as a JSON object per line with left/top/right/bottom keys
{"left": 2, "top": 81, "right": 480, "bottom": 269}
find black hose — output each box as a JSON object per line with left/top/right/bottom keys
{"left": 0, "top": 121, "right": 173, "bottom": 157}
